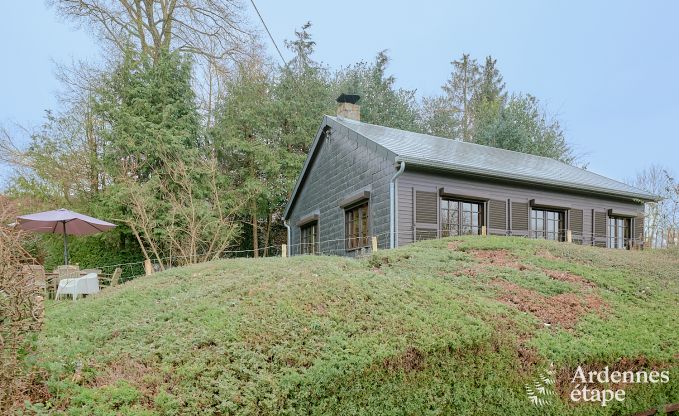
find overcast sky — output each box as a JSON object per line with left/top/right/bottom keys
{"left": 1, "top": 1, "right": 677, "bottom": 185}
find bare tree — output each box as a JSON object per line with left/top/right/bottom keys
{"left": 0, "top": 98, "right": 105, "bottom": 203}
{"left": 48, "top": 0, "right": 262, "bottom": 133}
{"left": 48, "top": 0, "right": 255, "bottom": 63}
{"left": 123, "top": 155, "right": 242, "bottom": 266}
{"left": 630, "top": 165, "right": 679, "bottom": 248}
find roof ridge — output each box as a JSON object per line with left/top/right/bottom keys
{"left": 326, "top": 115, "right": 656, "bottom": 201}
{"left": 329, "top": 115, "right": 572, "bottom": 164}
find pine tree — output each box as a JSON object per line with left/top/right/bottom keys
{"left": 421, "top": 54, "right": 574, "bottom": 163}
{"left": 470, "top": 56, "right": 506, "bottom": 144}
{"left": 284, "top": 21, "right": 317, "bottom": 75}
{"left": 420, "top": 95, "right": 458, "bottom": 139}
{"left": 97, "top": 49, "right": 200, "bottom": 181}
{"left": 276, "top": 22, "right": 334, "bottom": 155}
{"left": 474, "top": 56, "right": 506, "bottom": 105}
{"left": 210, "top": 60, "right": 278, "bottom": 258}
{"left": 335, "top": 51, "right": 420, "bottom": 132}
{"left": 442, "top": 54, "right": 481, "bottom": 141}
{"left": 474, "top": 94, "right": 575, "bottom": 163}
{"left": 211, "top": 23, "right": 334, "bottom": 257}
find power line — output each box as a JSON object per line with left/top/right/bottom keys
{"left": 249, "top": 0, "right": 286, "bottom": 66}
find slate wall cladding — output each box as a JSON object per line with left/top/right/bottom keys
{"left": 287, "top": 120, "right": 395, "bottom": 256}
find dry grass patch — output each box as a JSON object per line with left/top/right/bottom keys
{"left": 383, "top": 346, "right": 425, "bottom": 373}
{"left": 535, "top": 248, "right": 560, "bottom": 261}
{"left": 91, "top": 357, "right": 159, "bottom": 393}
{"left": 468, "top": 249, "right": 531, "bottom": 270}
{"left": 446, "top": 240, "right": 464, "bottom": 251}
{"left": 492, "top": 279, "right": 607, "bottom": 329}
{"left": 544, "top": 269, "right": 596, "bottom": 289}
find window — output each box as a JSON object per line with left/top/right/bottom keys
{"left": 530, "top": 209, "right": 564, "bottom": 241}
{"left": 300, "top": 221, "right": 319, "bottom": 255}
{"left": 345, "top": 202, "right": 369, "bottom": 250}
{"left": 440, "top": 200, "right": 484, "bottom": 236}
{"left": 608, "top": 217, "right": 630, "bottom": 249}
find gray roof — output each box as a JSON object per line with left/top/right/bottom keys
{"left": 329, "top": 116, "right": 657, "bottom": 202}
{"left": 283, "top": 116, "right": 656, "bottom": 219}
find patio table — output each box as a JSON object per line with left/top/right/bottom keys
{"left": 55, "top": 273, "right": 100, "bottom": 300}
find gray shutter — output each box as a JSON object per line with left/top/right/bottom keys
{"left": 570, "top": 208, "right": 583, "bottom": 244}
{"left": 634, "top": 216, "right": 644, "bottom": 245}
{"left": 488, "top": 199, "right": 507, "bottom": 235}
{"left": 415, "top": 190, "right": 438, "bottom": 240}
{"left": 511, "top": 201, "right": 529, "bottom": 236}
{"left": 593, "top": 211, "right": 607, "bottom": 247}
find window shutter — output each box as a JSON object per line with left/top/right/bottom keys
{"left": 593, "top": 211, "right": 607, "bottom": 247}
{"left": 511, "top": 201, "right": 529, "bottom": 236}
{"left": 634, "top": 216, "right": 644, "bottom": 244}
{"left": 570, "top": 208, "right": 583, "bottom": 243}
{"left": 488, "top": 199, "right": 507, "bottom": 235}
{"left": 415, "top": 190, "right": 438, "bottom": 240}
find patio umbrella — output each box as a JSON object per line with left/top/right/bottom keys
{"left": 15, "top": 208, "right": 116, "bottom": 265}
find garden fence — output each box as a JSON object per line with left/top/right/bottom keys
{"left": 84, "top": 224, "right": 667, "bottom": 285}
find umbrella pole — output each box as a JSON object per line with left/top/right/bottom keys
{"left": 62, "top": 221, "right": 69, "bottom": 265}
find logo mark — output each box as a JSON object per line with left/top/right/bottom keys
{"left": 526, "top": 364, "right": 556, "bottom": 406}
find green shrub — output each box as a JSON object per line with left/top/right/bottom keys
{"left": 40, "top": 232, "right": 144, "bottom": 280}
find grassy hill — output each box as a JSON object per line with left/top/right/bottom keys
{"left": 31, "top": 237, "right": 678, "bottom": 415}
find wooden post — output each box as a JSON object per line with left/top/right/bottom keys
{"left": 34, "top": 295, "right": 45, "bottom": 328}
{"left": 567, "top": 230, "right": 572, "bottom": 243}
{"left": 481, "top": 226, "right": 487, "bottom": 236}
{"left": 281, "top": 244, "right": 287, "bottom": 258}
{"left": 371, "top": 236, "right": 378, "bottom": 252}
{"left": 144, "top": 259, "right": 153, "bottom": 276}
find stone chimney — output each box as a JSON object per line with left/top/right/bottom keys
{"left": 336, "top": 93, "right": 360, "bottom": 121}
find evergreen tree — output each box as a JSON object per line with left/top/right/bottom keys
{"left": 442, "top": 53, "right": 481, "bottom": 141}
{"left": 210, "top": 60, "right": 280, "bottom": 257}
{"left": 335, "top": 51, "right": 421, "bottom": 132}
{"left": 210, "top": 22, "right": 331, "bottom": 257}
{"left": 420, "top": 95, "right": 458, "bottom": 139}
{"left": 284, "top": 21, "right": 317, "bottom": 75}
{"left": 276, "top": 22, "right": 334, "bottom": 155}
{"left": 97, "top": 49, "right": 200, "bottom": 181}
{"left": 470, "top": 56, "right": 506, "bottom": 144}
{"left": 474, "top": 94, "right": 575, "bottom": 163}
{"left": 474, "top": 56, "right": 506, "bottom": 106}
{"left": 270, "top": 22, "right": 334, "bottom": 253}
{"left": 95, "top": 49, "right": 242, "bottom": 262}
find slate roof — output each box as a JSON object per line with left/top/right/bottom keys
{"left": 328, "top": 116, "right": 657, "bottom": 202}
{"left": 283, "top": 116, "right": 657, "bottom": 219}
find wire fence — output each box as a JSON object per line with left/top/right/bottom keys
{"left": 287, "top": 232, "right": 391, "bottom": 257}
{"left": 80, "top": 225, "right": 661, "bottom": 286}
{"left": 281, "top": 226, "right": 650, "bottom": 258}
{"left": 411, "top": 227, "right": 647, "bottom": 249}
{"left": 87, "top": 245, "right": 282, "bottom": 284}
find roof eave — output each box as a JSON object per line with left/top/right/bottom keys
{"left": 396, "top": 156, "right": 659, "bottom": 203}
{"left": 283, "top": 116, "right": 332, "bottom": 220}
{"left": 283, "top": 116, "right": 398, "bottom": 219}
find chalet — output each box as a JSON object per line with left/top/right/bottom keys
{"left": 282, "top": 94, "right": 657, "bottom": 256}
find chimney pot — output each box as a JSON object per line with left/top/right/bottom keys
{"left": 336, "top": 94, "right": 360, "bottom": 121}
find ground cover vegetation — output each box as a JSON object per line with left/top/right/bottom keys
{"left": 25, "top": 237, "right": 679, "bottom": 415}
